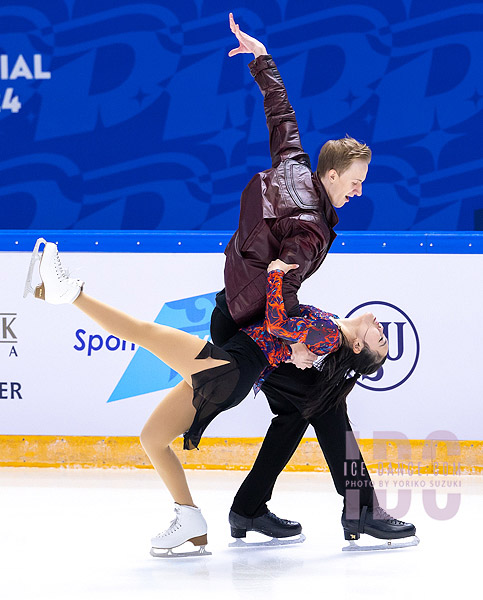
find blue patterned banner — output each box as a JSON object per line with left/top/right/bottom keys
{"left": 1, "top": 1, "right": 482, "bottom": 231}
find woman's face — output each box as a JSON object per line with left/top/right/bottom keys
{"left": 357, "top": 313, "right": 388, "bottom": 358}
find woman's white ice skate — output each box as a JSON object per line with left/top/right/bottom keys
{"left": 150, "top": 504, "right": 211, "bottom": 558}
{"left": 23, "top": 238, "right": 84, "bottom": 304}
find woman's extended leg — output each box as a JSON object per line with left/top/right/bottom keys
{"left": 73, "top": 292, "right": 228, "bottom": 383}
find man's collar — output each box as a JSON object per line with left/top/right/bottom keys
{"left": 312, "top": 173, "right": 339, "bottom": 228}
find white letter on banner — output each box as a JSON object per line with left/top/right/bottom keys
{"left": 0, "top": 55, "right": 8, "bottom": 80}
{"left": 34, "top": 55, "right": 51, "bottom": 79}
{"left": 9, "top": 55, "right": 33, "bottom": 80}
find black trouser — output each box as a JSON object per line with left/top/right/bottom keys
{"left": 210, "top": 303, "right": 377, "bottom": 520}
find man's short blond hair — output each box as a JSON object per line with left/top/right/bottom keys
{"left": 316, "top": 135, "right": 371, "bottom": 178}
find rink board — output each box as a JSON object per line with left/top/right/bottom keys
{"left": 0, "top": 435, "right": 481, "bottom": 473}
{"left": 0, "top": 249, "right": 482, "bottom": 452}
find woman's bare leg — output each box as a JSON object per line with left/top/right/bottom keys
{"left": 72, "top": 291, "right": 230, "bottom": 507}
{"left": 73, "top": 291, "right": 228, "bottom": 381}
{"left": 140, "top": 380, "right": 197, "bottom": 506}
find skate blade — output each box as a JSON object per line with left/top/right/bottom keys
{"left": 23, "top": 237, "right": 47, "bottom": 298}
{"left": 150, "top": 544, "right": 212, "bottom": 558}
{"left": 229, "top": 533, "right": 306, "bottom": 549}
{"left": 342, "top": 535, "right": 420, "bottom": 552}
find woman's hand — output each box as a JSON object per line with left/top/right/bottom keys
{"left": 267, "top": 259, "right": 299, "bottom": 274}
{"left": 228, "top": 12, "right": 267, "bottom": 58}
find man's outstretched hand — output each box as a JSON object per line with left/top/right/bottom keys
{"left": 228, "top": 12, "right": 267, "bottom": 58}
{"left": 286, "top": 343, "right": 318, "bottom": 370}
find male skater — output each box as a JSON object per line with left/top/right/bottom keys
{"left": 210, "top": 14, "right": 416, "bottom": 547}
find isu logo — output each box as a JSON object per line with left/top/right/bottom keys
{"left": 345, "top": 301, "right": 420, "bottom": 392}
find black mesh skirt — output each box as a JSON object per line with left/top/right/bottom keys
{"left": 183, "top": 331, "right": 269, "bottom": 450}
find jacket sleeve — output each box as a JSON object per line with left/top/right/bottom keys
{"left": 265, "top": 270, "right": 339, "bottom": 347}
{"left": 274, "top": 219, "right": 327, "bottom": 317}
{"left": 249, "top": 55, "right": 308, "bottom": 168}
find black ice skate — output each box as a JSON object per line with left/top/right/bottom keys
{"left": 228, "top": 510, "right": 305, "bottom": 548}
{"left": 341, "top": 506, "right": 419, "bottom": 552}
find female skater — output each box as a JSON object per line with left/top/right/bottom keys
{"left": 24, "top": 239, "right": 387, "bottom": 555}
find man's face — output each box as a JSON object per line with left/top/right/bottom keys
{"left": 323, "top": 159, "right": 369, "bottom": 208}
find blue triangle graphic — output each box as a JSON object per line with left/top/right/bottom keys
{"left": 108, "top": 291, "right": 218, "bottom": 402}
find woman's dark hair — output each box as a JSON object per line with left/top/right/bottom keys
{"left": 303, "top": 332, "right": 386, "bottom": 419}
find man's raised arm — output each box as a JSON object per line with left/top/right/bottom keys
{"left": 228, "top": 13, "right": 306, "bottom": 168}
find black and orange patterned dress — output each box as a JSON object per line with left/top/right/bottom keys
{"left": 184, "top": 270, "right": 341, "bottom": 450}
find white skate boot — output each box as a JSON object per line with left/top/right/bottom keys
{"left": 23, "top": 238, "right": 84, "bottom": 304}
{"left": 150, "top": 504, "right": 211, "bottom": 557}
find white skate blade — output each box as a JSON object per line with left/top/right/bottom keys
{"left": 23, "top": 237, "right": 47, "bottom": 298}
{"left": 229, "top": 533, "right": 306, "bottom": 549}
{"left": 342, "top": 535, "right": 420, "bottom": 552}
{"left": 150, "top": 543, "right": 212, "bottom": 558}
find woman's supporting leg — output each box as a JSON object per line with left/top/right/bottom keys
{"left": 140, "top": 380, "right": 197, "bottom": 506}
{"left": 140, "top": 380, "right": 210, "bottom": 551}
{"left": 73, "top": 292, "right": 228, "bottom": 382}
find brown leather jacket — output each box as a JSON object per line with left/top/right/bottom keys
{"left": 224, "top": 55, "right": 338, "bottom": 326}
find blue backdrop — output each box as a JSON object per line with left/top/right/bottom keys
{"left": 1, "top": 0, "right": 482, "bottom": 231}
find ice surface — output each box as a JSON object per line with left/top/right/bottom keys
{"left": 0, "top": 468, "right": 479, "bottom": 600}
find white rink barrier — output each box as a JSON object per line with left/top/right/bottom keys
{"left": 1, "top": 250, "right": 482, "bottom": 442}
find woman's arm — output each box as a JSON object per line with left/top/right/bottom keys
{"left": 265, "top": 261, "right": 340, "bottom": 349}
{"left": 265, "top": 269, "right": 312, "bottom": 343}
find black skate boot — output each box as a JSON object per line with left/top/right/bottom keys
{"left": 341, "top": 506, "right": 419, "bottom": 551}
{"left": 228, "top": 510, "right": 305, "bottom": 547}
